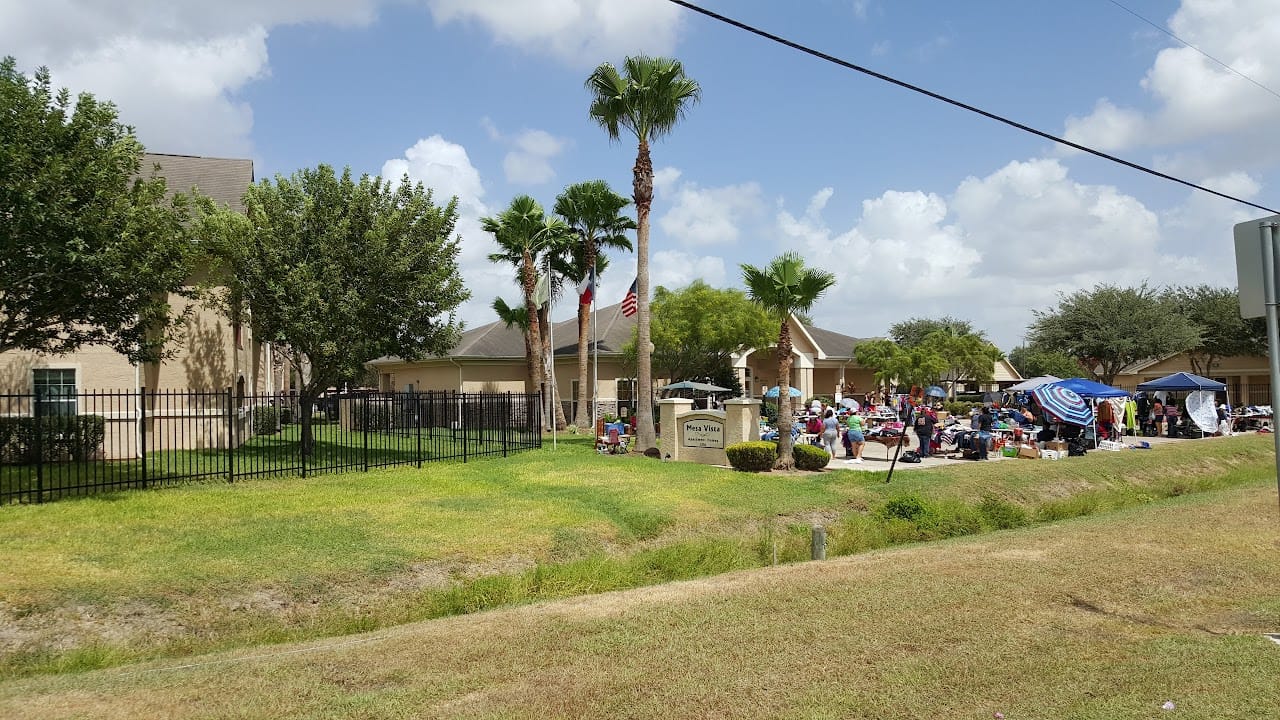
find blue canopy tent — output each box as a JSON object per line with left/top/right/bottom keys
{"left": 1043, "top": 378, "right": 1129, "bottom": 441}
{"left": 1135, "top": 372, "right": 1226, "bottom": 392}
{"left": 1050, "top": 377, "right": 1131, "bottom": 399}
{"left": 1137, "top": 372, "right": 1229, "bottom": 437}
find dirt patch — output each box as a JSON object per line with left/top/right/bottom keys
{"left": 0, "top": 600, "right": 188, "bottom": 655}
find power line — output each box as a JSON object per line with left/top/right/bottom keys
{"left": 664, "top": 0, "right": 1279, "bottom": 216}
{"left": 1106, "top": 0, "right": 1280, "bottom": 103}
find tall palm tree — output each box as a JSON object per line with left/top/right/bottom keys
{"left": 483, "top": 196, "right": 553, "bottom": 419}
{"left": 586, "top": 55, "right": 701, "bottom": 452}
{"left": 534, "top": 216, "right": 574, "bottom": 431}
{"left": 554, "top": 180, "right": 635, "bottom": 428}
{"left": 741, "top": 252, "right": 837, "bottom": 470}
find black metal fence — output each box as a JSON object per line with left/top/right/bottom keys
{"left": 0, "top": 389, "right": 542, "bottom": 505}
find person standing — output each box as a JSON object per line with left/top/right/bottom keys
{"left": 914, "top": 405, "right": 937, "bottom": 458}
{"left": 1165, "top": 400, "right": 1180, "bottom": 437}
{"left": 1152, "top": 397, "right": 1165, "bottom": 437}
{"left": 976, "top": 406, "right": 994, "bottom": 460}
{"left": 820, "top": 408, "right": 842, "bottom": 458}
{"left": 844, "top": 411, "right": 866, "bottom": 464}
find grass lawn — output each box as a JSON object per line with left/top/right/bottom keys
{"left": 0, "top": 434, "right": 1275, "bottom": 681}
{"left": 3, "top": 481, "right": 1278, "bottom": 718}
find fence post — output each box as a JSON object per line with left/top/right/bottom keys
{"left": 416, "top": 392, "right": 423, "bottom": 468}
{"left": 226, "top": 387, "right": 234, "bottom": 483}
{"left": 33, "top": 390, "right": 43, "bottom": 503}
{"left": 300, "top": 395, "right": 307, "bottom": 479}
{"left": 503, "top": 392, "right": 510, "bottom": 457}
{"left": 362, "top": 396, "right": 370, "bottom": 472}
{"left": 462, "top": 392, "right": 468, "bottom": 463}
{"left": 139, "top": 387, "right": 148, "bottom": 489}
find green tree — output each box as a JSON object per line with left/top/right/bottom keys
{"left": 889, "top": 316, "right": 977, "bottom": 348}
{"left": 1007, "top": 344, "right": 1081, "bottom": 379}
{"left": 853, "top": 339, "right": 947, "bottom": 392}
{"left": 1028, "top": 283, "right": 1199, "bottom": 385}
{"left": 742, "top": 252, "right": 836, "bottom": 469}
{"left": 636, "top": 280, "right": 774, "bottom": 390}
{"left": 203, "top": 164, "right": 467, "bottom": 456}
{"left": 483, "top": 196, "right": 559, "bottom": 421}
{"left": 553, "top": 180, "right": 635, "bottom": 428}
{"left": 918, "top": 329, "right": 1003, "bottom": 399}
{"left": 587, "top": 55, "right": 701, "bottom": 452}
{"left": 0, "top": 57, "right": 197, "bottom": 362}
{"left": 1168, "top": 285, "right": 1267, "bottom": 376}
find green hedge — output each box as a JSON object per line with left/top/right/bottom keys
{"left": 726, "top": 441, "right": 778, "bottom": 472}
{"left": 791, "top": 443, "right": 830, "bottom": 471}
{"left": 0, "top": 415, "right": 106, "bottom": 464}
{"left": 252, "top": 406, "right": 280, "bottom": 436}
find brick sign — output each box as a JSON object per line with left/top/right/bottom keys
{"left": 682, "top": 418, "right": 724, "bottom": 448}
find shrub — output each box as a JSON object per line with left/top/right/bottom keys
{"left": 880, "top": 494, "right": 927, "bottom": 522}
{"left": 726, "top": 441, "right": 778, "bottom": 472}
{"left": 0, "top": 415, "right": 105, "bottom": 463}
{"left": 943, "top": 401, "right": 981, "bottom": 418}
{"left": 977, "top": 493, "right": 1028, "bottom": 529}
{"left": 252, "top": 406, "right": 280, "bottom": 436}
{"left": 791, "top": 443, "right": 830, "bottom": 471}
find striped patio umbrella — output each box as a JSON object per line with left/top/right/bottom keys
{"left": 1032, "top": 384, "right": 1094, "bottom": 426}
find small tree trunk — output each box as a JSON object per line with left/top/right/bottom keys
{"left": 775, "top": 319, "right": 795, "bottom": 470}
{"left": 539, "top": 305, "right": 567, "bottom": 431}
{"left": 574, "top": 300, "right": 592, "bottom": 428}
{"left": 298, "top": 386, "right": 319, "bottom": 458}
{"left": 520, "top": 251, "right": 545, "bottom": 423}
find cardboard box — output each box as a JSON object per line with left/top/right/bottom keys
{"left": 1017, "top": 444, "right": 1040, "bottom": 459}
{"left": 1040, "top": 449, "right": 1063, "bottom": 460}
{"left": 1044, "top": 440, "right": 1068, "bottom": 451}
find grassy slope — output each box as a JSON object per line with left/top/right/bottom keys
{"left": 3, "top": 483, "right": 1278, "bottom": 719}
{"left": 0, "top": 435, "right": 1274, "bottom": 677}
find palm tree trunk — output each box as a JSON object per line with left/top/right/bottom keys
{"left": 520, "top": 251, "right": 544, "bottom": 423}
{"left": 776, "top": 318, "right": 795, "bottom": 470}
{"left": 633, "top": 138, "right": 655, "bottom": 451}
{"left": 539, "top": 304, "right": 567, "bottom": 430}
{"left": 574, "top": 300, "right": 591, "bottom": 427}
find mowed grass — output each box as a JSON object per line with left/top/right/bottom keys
{"left": 3, "top": 482, "right": 1278, "bottom": 719}
{"left": 0, "top": 434, "right": 1274, "bottom": 679}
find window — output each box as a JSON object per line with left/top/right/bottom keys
{"left": 34, "top": 369, "right": 77, "bottom": 416}
{"left": 616, "top": 378, "right": 637, "bottom": 408}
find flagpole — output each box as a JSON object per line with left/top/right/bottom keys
{"left": 547, "top": 254, "right": 557, "bottom": 449}
{"left": 591, "top": 261, "right": 598, "bottom": 439}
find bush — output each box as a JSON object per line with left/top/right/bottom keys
{"left": 880, "top": 494, "right": 927, "bottom": 522}
{"left": 943, "top": 401, "right": 981, "bottom": 418}
{"left": 0, "top": 415, "right": 105, "bottom": 463}
{"left": 977, "top": 493, "right": 1028, "bottom": 529}
{"left": 791, "top": 443, "right": 830, "bottom": 470}
{"left": 252, "top": 406, "right": 280, "bottom": 436}
{"left": 726, "top": 441, "right": 778, "bottom": 472}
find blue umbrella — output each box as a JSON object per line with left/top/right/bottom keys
{"left": 764, "top": 386, "right": 802, "bottom": 398}
{"left": 1031, "top": 384, "right": 1094, "bottom": 426}
{"left": 924, "top": 385, "right": 946, "bottom": 398}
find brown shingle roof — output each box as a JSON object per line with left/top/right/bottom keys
{"left": 806, "top": 325, "right": 873, "bottom": 359}
{"left": 444, "top": 301, "right": 636, "bottom": 359}
{"left": 142, "top": 153, "right": 254, "bottom": 213}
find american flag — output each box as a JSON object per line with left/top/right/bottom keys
{"left": 621, "top": 278, "right": 638, "bottom": 317}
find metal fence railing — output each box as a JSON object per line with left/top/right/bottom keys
{"left": 0, "top": 389, "right": 542, "bottom": 505}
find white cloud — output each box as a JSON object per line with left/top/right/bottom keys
{"left": 1061, "top": 0, "right": 1280, "bottom": 174}
{"left": 652, "top": 166, "right": 683, "bottom": 196}
{"left": 425, "top": 0, "right": 683, "bottom": 66}
{"left": 659, "top": 180, "right": 765, "bottom": 246}
{"left": 0, "top": 0, "right": 382, "bottom": 156}
{"left": 785, "top": 159, "right": 1207, "bottom": 349}
{"left": 382, "top": 136, "right": 520, "bottom": 329}
{"left": 651, "top": 250, "right": 727, "bottom": 290}
{"left": 503, "top": 130, "right": 568, "bottom": 185}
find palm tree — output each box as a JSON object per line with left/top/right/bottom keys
{"left": 554, "top": 180, "right": 635, "bottom": 428}
{"left": 741, "top": 252, "right": 837, "bottom": 470}
{"left": 534, "top": 216, "right": 574, "bottom": 431}
{"left": 483, "top": 196, "right": 553, "bottom": 420}
{"left": 586, "top": 55, "right": 701, "bottom": 452}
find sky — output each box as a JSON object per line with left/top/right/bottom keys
{"left": 4, "top": 0, "right": 1278, "bottom": 352}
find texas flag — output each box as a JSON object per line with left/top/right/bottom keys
{"left": 577, "top": 266, "right": 596, "bottom": 305}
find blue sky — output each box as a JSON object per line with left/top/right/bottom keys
{"left": 5, "top": 0, "right": 1277, "bottom": 351}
